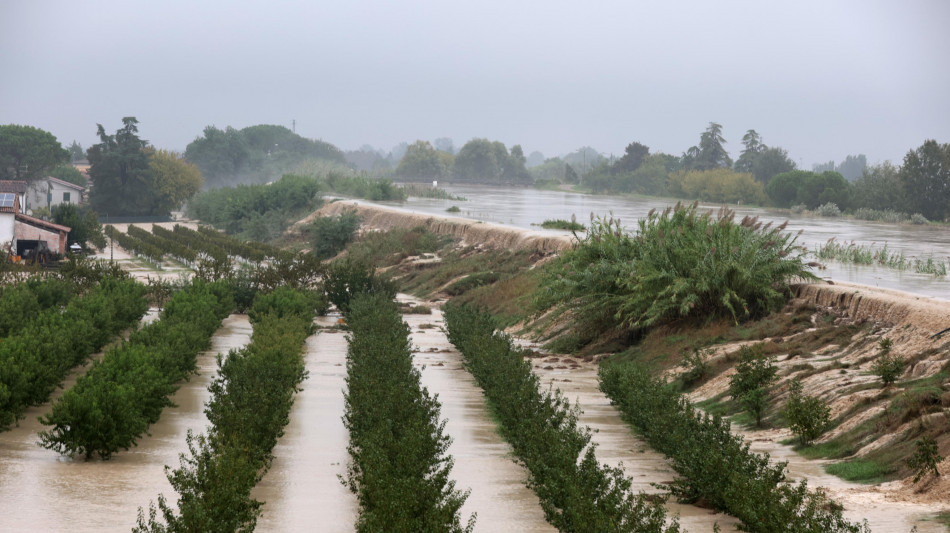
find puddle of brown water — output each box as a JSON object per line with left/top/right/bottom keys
{"left": 400, "top": 302, "right": 555, "bottom": 532}
{"left": 0, "top": 314, "right": 252, "bottom": 532}
{"left": 252, "top": 316, "right": 357, "bottom": 532}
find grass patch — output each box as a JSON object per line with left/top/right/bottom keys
{"left": 790, "top": 440, "right": 857, "bottom": 460}
{"left": 538, "top": 219, "right": 585, "bottom": 232}
{"left": 824, "top": 459, "right": 894, "bottom": 484}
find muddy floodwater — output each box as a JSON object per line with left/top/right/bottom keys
{"left": 0, "top": 313, "right": 252, "bottom": 532}
{"left": 381, "top": 184, "right": 950, "bottom": 300}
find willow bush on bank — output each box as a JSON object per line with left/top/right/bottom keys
{"left": 344, "top": 293, "right": 473, "bottom": 533}
{"left": 538, "top": 203, "right": 816, "bottom": 338}
{"left": 599, "top": 362, "right": 869, "bottom": 533}
{"left": 38, "top": 281, "right": 233, "bottom": 459}
{"left": 443, "top": 303, "right": 680, "bottom": 533}
{"left": 0, "top": 277, "right": 148, "bottom": 430}
{"left": 136, "top": 286, "right": 315, "bottom": 532}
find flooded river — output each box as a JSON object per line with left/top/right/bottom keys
{"left": 382, "top": 185, "right": 950, "bottom": 300}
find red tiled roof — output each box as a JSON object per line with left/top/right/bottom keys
{"left": 15, "top": 212, "right": 71, "bottom": 233}
{"left": 0, "top": 180, "right": 27, "bottom": 193}
{"left": 45, "top": 176, "right": 87, "bottom": 191}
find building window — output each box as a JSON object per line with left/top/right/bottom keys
{"left": 63, "top": 192, "right": 71, "bottom": 203}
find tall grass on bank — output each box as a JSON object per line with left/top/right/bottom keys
{"left": 814, "top": 238, "right": 947, "bottom": 276}
{"left": 135, "top": 287, "right": 315, "bottom": 532}
{"left": 444, "top": 303, "right": 681, "bottom": 533}
{"left": 344, "top": 293, "right": 474, "bottom": 532}
{"left": 400, "top": 183, "right": 466, "bottom": 201}
{"left": 599, "top": 361, "right": 870, "bottom": 533}
{"left": 538, "top": 203, "right": 815, "bottom": 338}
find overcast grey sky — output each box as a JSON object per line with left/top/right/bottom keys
{"left": 2, "top": 0, "right": 948, "bottom": 167}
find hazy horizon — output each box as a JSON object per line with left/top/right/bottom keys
{"left": 2, "top": 0, "right": 948, "bottom": 167}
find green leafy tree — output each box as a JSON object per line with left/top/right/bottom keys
{"left": 906, "top": 436, "right": 943, "bottom": 482}
{"left": 783, "top": 381, "right": 831, "bottom": 445}
{"left": 729, "top": 345, "right": 778, "bottom": 426}
{"left": 615, "top": 142, "right": 650, "bottom": 173}
{"left": 0, "top": 124, "right": 70, "bottom": 184}
{"left": 750, "top": 146, "right": 797, "bottom": 185}
{"left": 734, "top": 129, "right": 764, "bottom": 173}
{"left": 311, "top": 210, "right": 361, "bottom": 260}
{"left": 798, "top": 171, "right": 851, "bottom": 210}
{"left": 147, "top": 148, "right": 203, "bottom": 214}
{"left": 453, "top": 138, "right": 526, "bottom": 183}
{"left": 67, "top": 140, "right": 84, "bottom": 162}
{"left": 51, "top": 204, "right": 107, "bottom": 250}
{"left": 899, "top": 139, "right": 950, "bottom": 221}
{"left": 766, "top": 170, "right": 809, "bottom": 207}
{"left": 684, "top": 122, "right": 732, "bottom": 171}
{"left": 49, "top": 164, "right": 87, "bottom": 187}
{"left": 395, "top": 140, "right": 449, "bottom": 179}
{"left": 87, "top": 117, "right": 153, "bottom": 216}
{"left": 851, "top": 162, "right": 906, "bottom": 212}
{"left": 184, "top": 125, "right": 250, "bottom": 183}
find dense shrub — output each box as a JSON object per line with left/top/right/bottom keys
{"left": 668, "top": 168, "right": 768, "bottom": 205}
{"left": 444, "top": 304, "right": 681, "bottom": 533}
{"left": 0, "top": 277, "right": 73, "bottom": 337}
{"left": 729, "top": 345, "right": 778, "bottom": 426}
{"left": 815, "top": 202, "right": 841, "bottom": 217}
{"left": 0, "top": 277, "right": 147, "bottom": 430}
{"left": 311, "top": 209, "right": 361, "bottom": 260}
{"left": 323, "top": 259, "right": 396, "bottom": 315}
{"left": 539, "top": 203, "right": 816, "bottom": 338}
{"left": 344, "top": 293, "right": 473, "bottom": 532}
{"left": 599, "top": 361, "right": 870, "bottom": 533}
{"left": 39, "top": 281, "right": 233, "bottom": 459}
{"left": 783, "top": 381, "right": 831, "bottom": 446}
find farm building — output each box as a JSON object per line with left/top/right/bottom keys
{"left": 1, "top": 182, "right": 72, "bottom": 260}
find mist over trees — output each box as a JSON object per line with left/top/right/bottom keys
{"left": 184, "top": 124, "right": 345, "bottom": 187}
{"left": 813, "top": 154, "right": 867, "bottom": 181}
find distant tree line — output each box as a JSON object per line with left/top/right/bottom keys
{"left": 393, "top": 138, "right": 532, "bottom": 185}
{"left": 184, "top": 124, "right": 346, "bottom": 187}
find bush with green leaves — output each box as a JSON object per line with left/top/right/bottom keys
{"left": 729, "top": 345, "right": 778, "bottom": 426}
{"left": 0, "top": 276, "right": 147, "bottom": 430}
{"left": 0, "top": 276, "right": 74, "bottom": 337}
{"left": 311, "top": 209, "right": 361, "bottom": 260}
{"left": 871, "top": 337, "right": 905, "bottom": 386}
{"left": 39, "top": 280, "right": 234, "bottom": 459}
{"left": 444, "top": 303, "right": 681, "bottom": 533}
{"left": 783, "top": 381, "right": 831, "bottom": 445}
{"left": 538, "top": 203, "right": 816, "bottom": 339}
{"left": 599, "top": 361, "right": 869, "bottom": 533}
{"left": 906, "top": 436, "right": 943, "bottom": 483}
{"left": 344, "top": 293, "right": 474, "bottom": 532}
{"left": 136, "top": 289, "right": 314, "bottom": 532}
{"left": 323, "top": 259, "right": 396, "bottom": 315}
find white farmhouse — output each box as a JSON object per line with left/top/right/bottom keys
{"left": 25, "top": 176, "right": 87, "bottom": 212}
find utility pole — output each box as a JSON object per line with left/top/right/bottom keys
{"left": 292, "top": 119, "right": 296, "bottom": 133}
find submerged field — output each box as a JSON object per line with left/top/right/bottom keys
{"left": 0, "top": 203, "right": 948, "bottom": 532}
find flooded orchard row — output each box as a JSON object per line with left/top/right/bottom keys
{"left": 2, "top": 301, "right": 945, "bottom": 531}
{"left": 0, "top": 314, "right": 252, "bottom": 532}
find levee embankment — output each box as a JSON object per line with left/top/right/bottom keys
{"left": 304, "top": 200, "right": 574, "bottom": 255}
{"left": 792, "top": 281, "right": 950, "bottom": 360}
